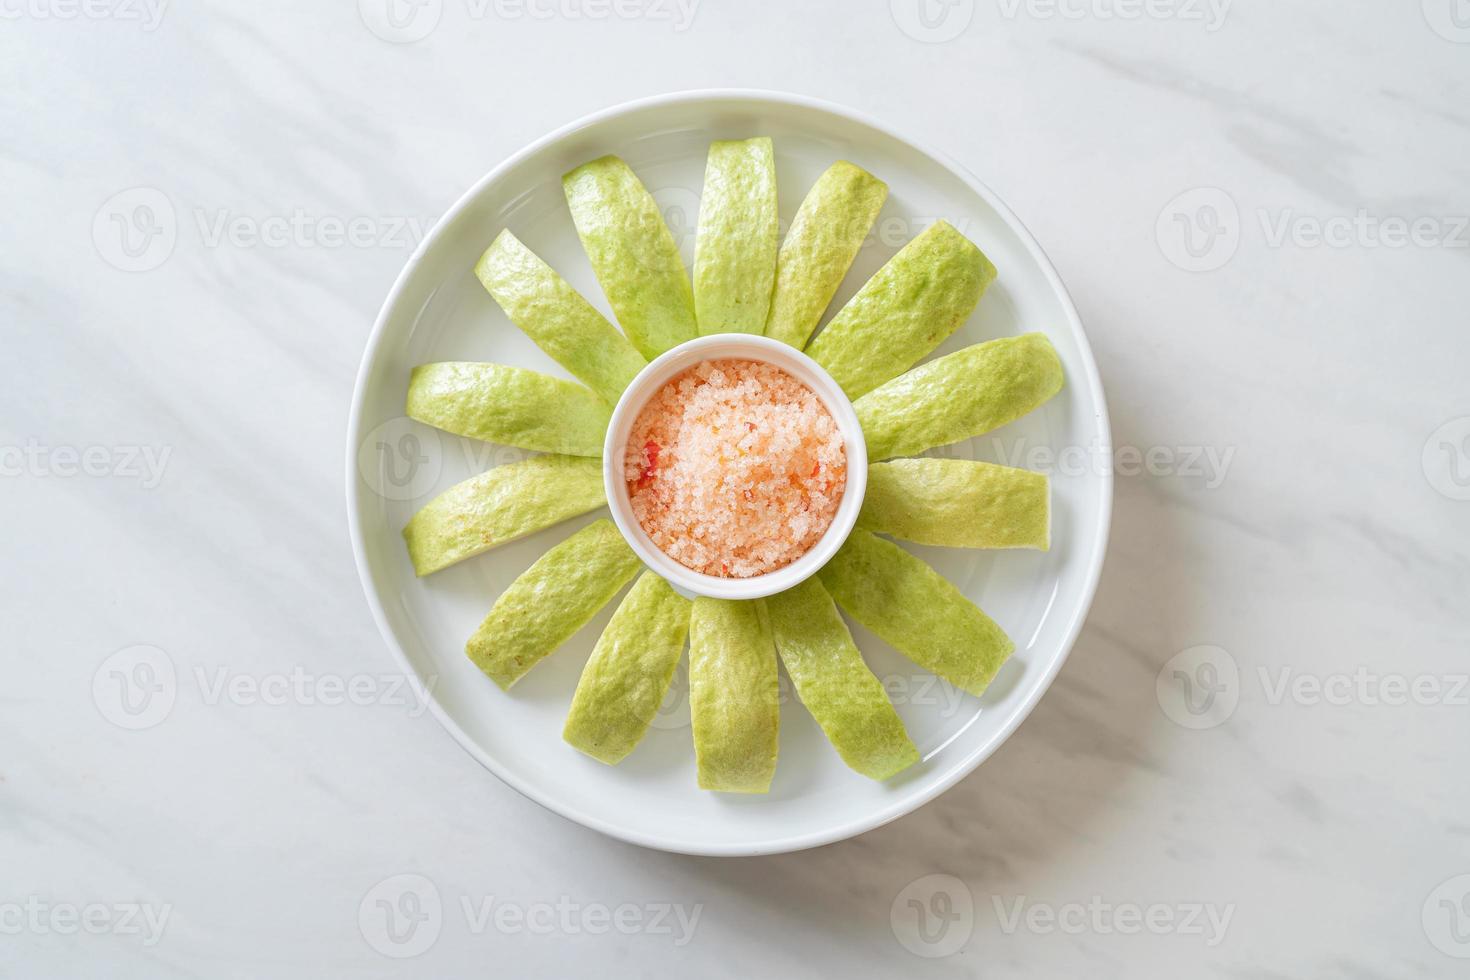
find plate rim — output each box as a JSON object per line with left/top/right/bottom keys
{"left": 345, "top": 88, "right": 1113, "bottom": 857}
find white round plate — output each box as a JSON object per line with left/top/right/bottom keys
{"left": 347, "top": 90, "right": 1111, "bottom": 856}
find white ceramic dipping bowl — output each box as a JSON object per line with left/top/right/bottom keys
{"left": 603, "top": 333, "right": 868, "bottom": 601}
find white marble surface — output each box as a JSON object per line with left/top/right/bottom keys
{"left": 4, "top": 1, "right": 1468, "bottom": 975}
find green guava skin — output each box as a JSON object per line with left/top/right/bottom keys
{"left": 693, "top": 137, "right": 779, "bottom": 335}
{"left": 406, "top": 362, "right": 611, "bottom": 458}
{"left": 859, "top": 458, "right": 1050, "bottom": 550}
{"left": 401, "top": 455, "right": 605, "bottom": 576}
{"left": 806, "top": 219, "right": 996, "bottom": 398}
{"left": 563, "top": 155, "right": 699, "bottom": 360}
{"left": 819, "top": 531, "right": 1014, "bottom": 698}
{"left": 475, "top": 229, "right": 647, "bottom": 406}
{"left": 856, "top": 332, "right": 1064, "bottom": 460}
{"left": 689, "top": 597, "right": 780, "bottom": 793}
{"left": 764, "top": 160, "right": 888, "bottom": 350}
{"left": 767, "top": 577, "right": 919, "bottom": 781}
{"left": 563, "top": 573, "right": 693, "bottom": 765}
{"left": 466, "top": 519, "right": 641, "bottom": 690}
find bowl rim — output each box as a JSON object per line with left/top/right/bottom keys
{"left": 602, "top": 333, "right": 868, "bottom": 601}
{"left": 345, "top": 88, "right": 1113, "bottom": 856}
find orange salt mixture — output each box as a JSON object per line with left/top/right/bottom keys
{"left": 625, "top": 358, "right": 847, "bottom": 578}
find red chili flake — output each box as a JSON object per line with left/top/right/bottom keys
{"left": 636, "top": 440, "right": 661, "bottom": 488}
{"left": 810, "top": 461, "right": 821, "bottom": 478}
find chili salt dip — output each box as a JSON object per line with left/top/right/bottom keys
{"left": 625, "top": 358, "right": 847, "bottom": 578}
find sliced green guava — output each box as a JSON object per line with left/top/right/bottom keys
{"left": 562, "top": 573, "right": 693, "bottom": 765}
{"left": 401, "top": 455, "right": 605, "bottom": 576}
{"left": 466, "top": 518, "right": 641, "bottom": 690}
{"left": 406, "top": 362, "right": 611, "bottom": 457}
{"left": 859, "top": 458, "right": 1050, "bottom": 550}
{"left": 805, "top": 220, "right": 995, "bottom": 398}
{"left": 562, "top": 156, "right": 699, "bottom": 360}
{"left": 818, "top": 531, "right": 1014, "bottom": 697}
{"left": 475, "top": 229, "right": 648, "bottom": 406}
{"left": 856, "top": 332, "right": 1064, "bottom": 460}
{"left": 766, "top": 578, "right": 919, "bottom": 781}
{"left": 689, "top": 597, "right": 779, "bottom": 793}
{"left": 692, "top": 137, "right": 779, "bottom": 335}
{"left": 764, "top": 160, "right": 888, "bottom": 350}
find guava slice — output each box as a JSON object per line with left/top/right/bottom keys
{"left": 859, "top": 458, "right": 1050, "bottom": 550}
{"left": 466, "top": 518, "right": 641, "bottom": 690}
{"left": 689, "top": 597, "right": 779, "bottom": 793}
{"left": 693, "top": 137, "right": 779, "bottom": 335}
{"left": 562, "top": 156, "right": 699, "bottom": 360}
{"left": 805, "top": 220, "right": 996, "bottom": 398}
{"left": 401, "top": 455, "right": 605, "bottom": 576}
{"left": 475, "top": 229, "right": 647, "bottom": 406}
{"left": 766, "top": 578, "right": 919, "bottom": 781}
{"left": 818, "top": 531, "right": 1014, "bottom": 697}
{"left": 764, "top": 160, "right": 888, "bottom": 350}
{"left": 856, "top": 332, "right": 1064, "bottom": 460}
{"left": 562, "top": 573, "right": 693, "bottom": 764}
{"left": 406, "top": 362, "right": 611, "bottom": 458}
